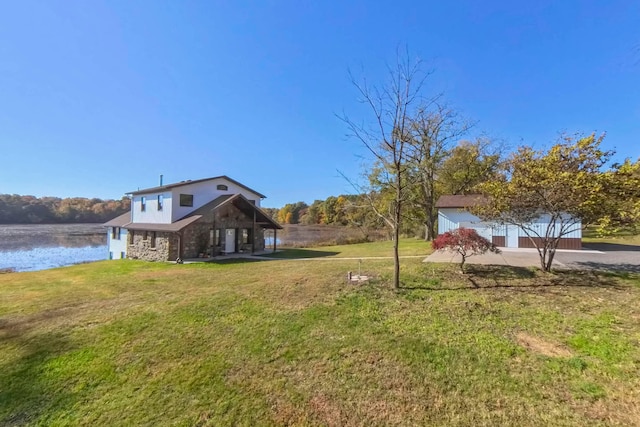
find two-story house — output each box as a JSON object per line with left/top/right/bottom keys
{"left": 104, "top": 176, "right": 281, "bottom": 261}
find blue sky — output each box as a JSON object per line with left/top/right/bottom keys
{"left": 1, "top": 0, "right": 638, "bottom": 208}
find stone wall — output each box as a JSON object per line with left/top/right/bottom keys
{"left": 127, "top": 230, "right": 178, "bottom": 262}
{"left": 182, "top": 222, "right": 212, "bottom": 258}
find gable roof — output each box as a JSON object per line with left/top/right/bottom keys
{"left": 127, "top": 175, "right": 266, "bottom": 198}
{"left": 435, "top": 194, "right": 487, "bottom": 209}
{"left": 104, "top": 194, "right": 281, "bottom": 232}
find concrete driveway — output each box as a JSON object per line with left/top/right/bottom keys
{"left": 424, "top": 243, "right": 640, "bottom": 272}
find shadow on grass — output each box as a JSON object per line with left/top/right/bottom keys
{"left": 571, "top": 261, "right": 640, "bottom": 274}
{"left": 0, "top": 313, "right": 76, "bottom": 424}
{"left": 401, "top": 265, "right": 628, "bottom": 292}
{"left": 257, "top": 248, "right": 341, "bottom": 259}
{"left": 204, "top": 258, "right": 266, "bottom": 265}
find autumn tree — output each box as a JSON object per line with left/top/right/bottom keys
{"left": 432, "top": 227, "right": 500, "bottom": 273}
{"left": 474, "top": 133, "right": 625, "bottom": 272}
{"left": 438, "top": 139, "right": 502, "bottom": 195}
{"left": 341, "top": 51, "right": 431, "bottom": 289}
{"left": 596, "top": 158, "right": 640, "bottom": 235}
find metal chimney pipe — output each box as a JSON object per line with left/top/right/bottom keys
{"left": 160, "top": 174, "right": 163, "bottom": 186}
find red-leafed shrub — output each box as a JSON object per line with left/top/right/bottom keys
{"left": 432, "top": 227, "right": 501, "bottom": 273}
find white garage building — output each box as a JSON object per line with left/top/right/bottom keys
{"left": 436, "top": 195, "right": 582, "bottom": 250}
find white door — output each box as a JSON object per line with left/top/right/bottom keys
{"left": 506, "top": 225, "right": 519, "bottom": 248}
{"left": 225, "top": 229, "right": 236, "bottom": 253}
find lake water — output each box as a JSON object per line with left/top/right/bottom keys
{"left": 0, "top": 224, "right": 107, "bottom": 272}
{"left": 0, "top": 223, "right": 387, "bottom": 273}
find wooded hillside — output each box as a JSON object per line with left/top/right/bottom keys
{"left": 0, "top": 194, "right": 130, "bottom": 224}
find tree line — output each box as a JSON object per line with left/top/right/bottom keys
{"left": 0, "top": 194, "right": 131, "bottom": 224}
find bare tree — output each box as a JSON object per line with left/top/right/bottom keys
{"left": 340, "top": 50, "right": 432, "bottom": 289}
{"left": 406, "top": 105, "right": 474, "bottom": 240}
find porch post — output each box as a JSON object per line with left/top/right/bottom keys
{"left": 252, "top": 210, "right": 256, "bottom": 254}
{"left": 273, "top": 229, "right": 277, "bottom": 253}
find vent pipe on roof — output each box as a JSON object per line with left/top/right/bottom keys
{"left": 160, "top": 174, "right": 163, "bottom": 186}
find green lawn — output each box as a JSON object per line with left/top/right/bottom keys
{"left": 1, "top": 241, "right": 639, "bottom": 425}
{"left": 264, "top": 237, "right": 432, "bottom": 259}
{"left": 582, "top": 227, "right": 640, "bottom": 246}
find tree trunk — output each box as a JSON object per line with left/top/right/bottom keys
{"left": 539, "top": 246, "right": 548, "bottom": 272}
{"left": 545, "top": 248, "right": 556, "bottom": 272}
{"left": 393, "top": 192, "right": 402, "bottom": 290}
{"left": 393, "top": 223, "right": 400, "bottom": 289}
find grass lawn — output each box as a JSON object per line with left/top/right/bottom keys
{"left": 1, "top": 241, "right": 639, "bottom": 426}
{"left": 582, "top": 227, "right": 640, "bottom": 246}
{"left": 263, "top": 237, "right": 432, "bottom": 259}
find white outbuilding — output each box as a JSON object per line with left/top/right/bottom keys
{"left": 436, "top": 194, "right": 582, "bottom": 249}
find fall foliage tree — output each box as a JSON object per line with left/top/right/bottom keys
{"left": 473, "top": 133, "right": 632, "bottom": 272}
{"left": 437, "top": 139, "right": 502, "bottom": 195}
{"left": 432, "top": 227, "right": 500, "bottom": 273}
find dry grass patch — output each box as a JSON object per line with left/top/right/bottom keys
{"left": 515, "top": 332, "right": 573, "bottom": 358}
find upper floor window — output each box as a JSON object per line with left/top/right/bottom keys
{"left": 217, "top": 184, "right": 228, "bottom": 191}
{"left": 157, "top": 194, "right": 163, "bottom": 211}
{"left": 180, "top": 194, "right": 194, "bottom": 207}
{"left": 141, "top": 196, "right": 146, "bottom": 212}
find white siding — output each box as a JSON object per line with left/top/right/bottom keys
{"left": 169, "top": 177, "right": 262, "bottom": 222}
{"left": 517, "top": 214, "right": 582, "bottom": 238}
{"left": 438, "top": 207, "right": 582, "bottom": 248}
{"left": 107, "top": 227, "right": 128, "bottom": 259}
{"left": 438, "top": 208, "right": 493, "bottom": 239}
{"left": 131, "top": 192, "right": 173, "bottom": 224}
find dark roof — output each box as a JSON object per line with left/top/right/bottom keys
{"left": 103, "top": 212, "right": 130, "bottom": 227}
{"left": 127, "top": 175, "right": 266, "bottom": 198}
{"left": 435, "top": 194, "right": 487, "bottom": 208}
{"left": 102, "top": 193, "right": 281, "bottom": 232}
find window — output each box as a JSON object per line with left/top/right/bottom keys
{"left": 180, "top": 194, "right": 193, "bottom": 207}
{"left": 241, "top": 228, "right": 252, "bottom": 244}
{"left": 111, "top": 227, "right": 121, "bottom": 240}
{"left": 217, "top": 184, "right": 228, "bottom": 191}
{"left": 150, "top": 232, "right": 156, "bottom": 249}
{"left": 141, "top": 196, "right": 146, "bottom": 212}
{"left": 157, "top": 194, "right": 163, "bottom": 211}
